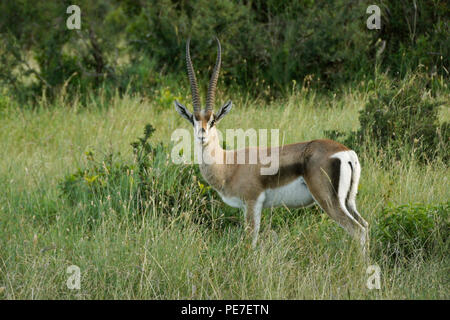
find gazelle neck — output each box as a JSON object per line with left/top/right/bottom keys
{"left": 197, "top": 130, "right": 228, "bottom": 190}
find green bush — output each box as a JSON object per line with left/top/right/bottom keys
{"left": 378, "top": 0, "right": 449, "bottom": 77}
{"left": 0, "top": 1, "right": 123, "bottom": 103}
{"left": 59, "top": 124, "right": 238, "bottom": 229}
{"left": 3, "top": 0, "right": 447, "bottom": 104}
{"left": 120, "top": 0, "right": 372, "bottom": 92}
{"left": 373, "top": 202, "right": 449, "bottom": 260}
{"left": 327, "top": 73, "right": 449, "bottom": 162}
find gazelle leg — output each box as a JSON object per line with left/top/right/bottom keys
{"left": 321, "top": 195, "right": 367, "bottom": 254}
{"left": 244, "top": 193, "right": 265, "bottom": 248}
{"left": 346, "top": 200, "right": 369, "bottom": 257}
{"left": 345, "top": 158, "right": 369, "bottom": 229}
{"left": 305, "top": 172, "right": 367, "bottom": 254}
{"left": 346, "top": 201, "right": 368, "bottom": 229}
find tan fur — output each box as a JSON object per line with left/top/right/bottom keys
{"left": 198, "top": 120, "right": 348, "bottom": 202}
{"left": 191, "top": 111, "right": 368, "bottom": 253}
{"left": 175, "top": 38, "right": 368, "bottom": 253}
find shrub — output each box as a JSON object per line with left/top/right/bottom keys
{"left": 373, "top": 202, "right": 449, "bottom": 260}
{"left": 1, "top": 1, "right": 448, "bottom": 103}
{"left": 378, "top": 0, "right": 449, "bottom": 78}
{"left": 121, "top": 0, "right": 372, "bottom": 92}
{"left": 59, "top": 124, "right": 238, "bottom": 229}
{"left": 326, "top": 73, "right": 449, "bottom": 163}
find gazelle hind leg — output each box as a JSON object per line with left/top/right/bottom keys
{"left": 346, "top": 154, "right": 368, "bottom": 228}
{"left": 335, "top": 155, "right": 368, "bottom": 250}
{"left": 304, "top": 159, "right": 367, "bottom": 253}
{"left": 346, "top": 188, "right": 369, "bottom": 256}
{"left": 314, "top": 189, "right": 367, "bottom": 250}
{"left": 346, "top": 200, "right": 368, "bottom": 229}
{"left": 333, "top": 151, "right": 368, "bottom": 253}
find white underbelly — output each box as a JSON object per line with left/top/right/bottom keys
{"left": 219, "top": 193, "right": 245, "bottom": 208}
{"left": 263, "top": 177, "right": 314, "bottom": 208}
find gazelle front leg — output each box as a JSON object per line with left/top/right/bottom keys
{"left": 244, "top": 193, "right": 266, "bottom": 248}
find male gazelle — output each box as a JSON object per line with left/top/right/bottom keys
{"left": 174, "top": 38, "right": 368, "bottom": 252}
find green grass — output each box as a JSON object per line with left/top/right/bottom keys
{"left": 0, "top": 82, "right": 449, "bottom": 299}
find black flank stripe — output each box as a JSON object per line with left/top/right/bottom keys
{"left": 331, "top": 158, "right": 340, "bottom": 195}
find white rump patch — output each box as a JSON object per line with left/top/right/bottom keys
{"left": 330, "top": 151, "right": 360, "bottom": 224}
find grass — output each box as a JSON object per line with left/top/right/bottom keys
{"left": 0, "top": 81, "right": 449, "bottom": 299}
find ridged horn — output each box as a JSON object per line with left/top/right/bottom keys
{"left": 186, "top": 38, "right": 201, "bottom": 114}
{"left": 205, "top": 37, "right": 221, "bottom": 112}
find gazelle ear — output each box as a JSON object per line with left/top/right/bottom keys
{"left": 214, "top": 100, "right": 232, "bottom": 123}
{"left": 174, "top": 100, "right": 194, "bottom": 125}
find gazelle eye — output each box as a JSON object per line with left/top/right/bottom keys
{"left": 209, "top": 120, "right": 215, "bottom": 127}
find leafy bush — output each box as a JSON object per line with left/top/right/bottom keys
{"left": 59, "top": 124, "right": 238, "bottom": 229}
{"left": 0, "top": 1, "right": 124, "bottom": 103}
{"left": 378, "top": 0, "right": 449, "bottom": 77}
{"left": 121, "top": 0, "right": 373, "bottom": 92}
{"left": 2, "top": 0, "right": 447, "bottom": 103}
{"left": 327, "top": 73, "right": 449, "bottom": 162}
{"left": 373, "top": 202, "right": 449, "bottom": 260}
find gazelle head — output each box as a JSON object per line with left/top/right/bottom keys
{"left": 174, "top": 38, "right": 232, "bottom": 146}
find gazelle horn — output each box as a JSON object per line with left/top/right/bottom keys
{"left": 205, "top": 37, "right": 221, "bottom": 112}
{"left": 186, "top": 38, "right": 201, "bottom": 114}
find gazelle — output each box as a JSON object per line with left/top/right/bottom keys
{"left": 174, "top": 38, "right": 368, "bottom": 252}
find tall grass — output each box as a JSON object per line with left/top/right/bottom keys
{"left": 0, "top": 80, "right": 448, "bottom": 299}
